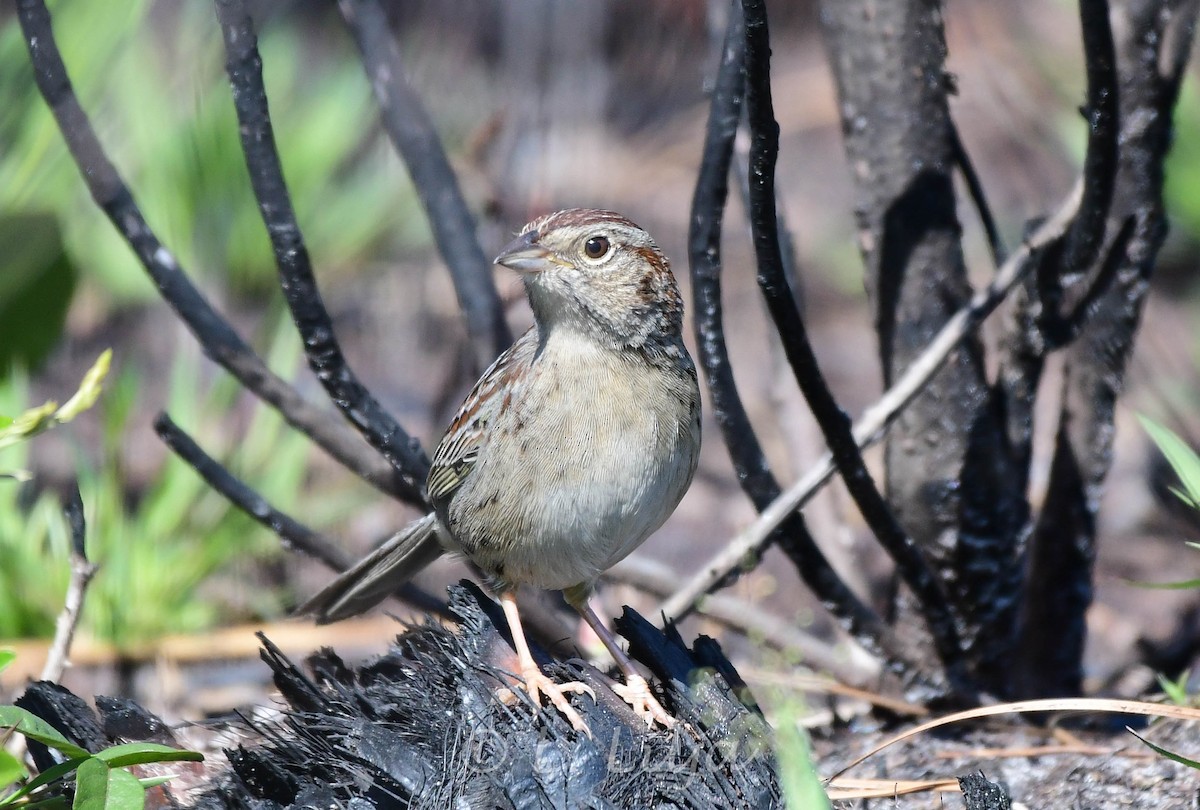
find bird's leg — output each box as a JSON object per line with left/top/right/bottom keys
{"left": 497, "top": 589, "right": 595, "bottom": 735}
{"left": 565, "top": 587, "right": 675, "bottom": 729}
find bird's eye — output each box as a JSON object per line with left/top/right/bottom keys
{"left": 583, "top": 235, "right": 611, "bottom": 260}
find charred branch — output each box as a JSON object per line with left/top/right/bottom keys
{"left": 687, "top": 0, "right": 909, "bottom": 674}
{"left": 14, "top": 0, "right": 418, "bottom": 506}
{"left": 741, "top": 0, "right": 969, "bottom": 695}
{"left": 338, "top": 0, "right": 512, "bottom": 372}
{"left": 153, "top": 412, "right": 449, "bottom": 619}
{"left": 1014, "top": 0, "right": 1199, "bottom": 697}
{"left": 819, "top": 0, "right": 1026, "bottom": 693}
{"left": 213, "top": 0, "right": 432, "bottom": 501}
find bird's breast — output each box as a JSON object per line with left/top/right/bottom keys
{"left": 444, "top": 332, "right": 700, "bottom": 591}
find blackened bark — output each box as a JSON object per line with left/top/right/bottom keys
{"left": 819, "top": 0, "right": 1025, "bottom": 690}
{"left": 1015, "top": 0, "right": 1199, "bottom": 697}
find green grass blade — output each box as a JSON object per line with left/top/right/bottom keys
{"left": 1140, "top": 415, "right": 1200, "bottom": 507}
{"left": 1127, "top": 726, "right": 1200, "bottom": 769}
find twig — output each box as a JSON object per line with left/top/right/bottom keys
{"left": 154, "top": 413, "right": 351, "bottom": 571}
{"left": 687, "top": 3, "right": 900, "bottom": 668}
{"left": 337, "top": 0, "right": 511, "bottom": 372}
{"left": 153, "top": 413, "right": 448, "bottom": 618}
{"left": 605, "top": 557, "right": 879, "bottom": 684}
{"left": 39, "top": 484, "right": 98, "bottom": 683}
{"left": 213, "top": 0, "right": 432, "bottom": 498}
{"left": 14, "top": 0, "right": 419, "bottom": 506}
{"left": 738, "top": 0, "right": 968, "bottom": 691}
{"left": 950, "top": 127, "right": 1006, "bottom": 267}
{"left": 661, "top": 180, "right": 1084, "bottom": 624}
{"left": 1059, "top": 0, "right": 1120, "bottom": 281}
{"left": 734, "top": 665, "right": 927, "bottom": 718}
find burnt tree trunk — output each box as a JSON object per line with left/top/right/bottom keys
{"left": 818, "top": 0, "right": 1027, "bottom": 694}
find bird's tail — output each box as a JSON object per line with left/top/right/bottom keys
{"left": 297, "top": 513, "right": 445, "bottom": 624}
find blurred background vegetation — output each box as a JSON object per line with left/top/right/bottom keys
{"left": 0, "top": 0, "right": 434, "bottom": 651}
{"left": 1, "top": 0, "right": 1198, "bottom": 679}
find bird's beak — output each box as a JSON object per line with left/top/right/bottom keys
{"left": 494, "top": 230, "right": 553, "bottom": 273}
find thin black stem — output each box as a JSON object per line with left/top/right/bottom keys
{"left": 14, "top": 0, "right": 421, "bottom": 506}
{"left": 213, "top": 0, "right": 432, "bottom": 497}
{"left": 950, "top": 127, "right": 1006, "bottom": 267}
{"left": 739, "top": 0, "right": 971, "bottom": 695}
{"left": 155, "top": 413, "right": 351, "bottom": 571}
{"left": 688, "top": 2, "right": 901, "bottom": 667}
{"left": 1039, "top": 0, "right": 1120, "bottom": 345}
{"left": 154, "top": 413, "right": 448, "bottom": 618}
{"left": 337, "top": 0, "right": 511, "bottom": 372}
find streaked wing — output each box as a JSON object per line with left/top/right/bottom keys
{"left": 427, "top": 328, "right": 537, "bottom": 510}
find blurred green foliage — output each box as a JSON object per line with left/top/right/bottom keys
{"left": 1164, "top": 76, "right": 1200, "bottom": 256}
{"left": 0, "top": 0, "right": 428, "bottom": 321}
{"left": 0, "top": 319, "right": 351, "bottom": 646}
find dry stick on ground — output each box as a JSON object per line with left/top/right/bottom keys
{"left": 337, "top": 0, "right": 511, "bottom": 372}
{"left": 737, "top": 0, "right": 970, "bottom": 696}
{"left": 38, "top": 484, "right": 97, "bottom": 684}
{"left": 213, "top": 0, "right": 432, "bottom": 499}
{"left": 661, "top": 180, "right": 1085, "bottom": 624}
{"left": 605, "top": 556, "right": 879, "bottom": 684}
{"left": 687, "top": 3, "right": 919, "bottom": 684}
{"left": 13, "top": 0, "right": 418, "bottom": 506}
{"left": 153, "top": 412, "right": 450, "bottom": 618}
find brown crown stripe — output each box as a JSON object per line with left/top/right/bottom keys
{"left": 523, "top": 208, "right": 642, "bottom": 237}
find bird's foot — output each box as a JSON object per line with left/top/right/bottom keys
{"left": 498, "top": 666, "right": 596, "bottom": 736}
{"left": 611, "top": 673, "right": 675, "bottom": 729}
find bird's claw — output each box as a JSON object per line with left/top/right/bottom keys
{"left": 497, "top": 667, "right": 596, "bottom": 737}
{"left": 611, "top": 674, "right": 675, "bottom": 729}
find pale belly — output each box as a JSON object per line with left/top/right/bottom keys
{"left": 442, "top": 339, "right": 700, "bottom": 592}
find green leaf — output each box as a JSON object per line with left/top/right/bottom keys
{"left": 1140, "top": 415, "right": 1200, "bottom": 509}
{"left": 71, "top": 758, "right": 108, "bottom": 810}
{"left": 94, "top": 743, "right": 202, "bottom": 768}
{"left": 0, "top": 757, "right": 88, "bottom": 807}
{"left": 0, "top": 708, "right": 88, "bottom": 759}
{"left": 55, "top": 351, "right": 112, "bottom": 423}
{"left": 0, "top": 350, "right": 111, "bottom": 452}
{"left": 0, "top": 402, "right": 58, "bottom": 451}
{"left": 1128, "top": 726, "right": 1200, "bottom": 769}
{"left": 1156, "top": 670, "right": 1191, "bottom": 706}
{"left": 72, "top": 758, "right": 144, "bottom": 810}
{"left": 0, "top": 649, "right": 14, "bottom": 674}
{"left": 1125, "top": 577, "right": 1200, "bottom": 591}
{"left": 0, "top": 749, "right": 26, "bottom": 788}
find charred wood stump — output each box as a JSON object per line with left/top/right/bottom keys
{"left": 17, "top": 584, "right": 781, "bottom": 809}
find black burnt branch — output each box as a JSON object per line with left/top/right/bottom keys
{"left": 741, "top": 0, "right": 969, "bottom": 696}
{"left": 1013, "top": 0, "right": 1200, "bottom": 698}
{"left": 14, "top": 0, "right": 412, "bottom": 504}
{"left": 213, "top": 0, "right": 431, "bottom": 502}
{"left": 337, "top": 0, "right": 512, "bottom": 373}
{"left": 232, "top": 585, "right": 778, "bottom": 808}
{"left": 813, "top": 0, "right": 1196, "bottom": 699}
{"left": 687, "top": 1, "right": 913, "bottom": 676}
